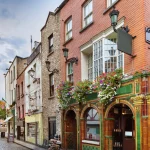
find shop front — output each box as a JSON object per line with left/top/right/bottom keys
{"left": 25, "top": 113, "right": 43, "bottom": 146}
{"left": 61, "top": 73, "right": 150, "bottom": 150}
{"left": 16, "top": 119, "right": 25, "bottom": 141}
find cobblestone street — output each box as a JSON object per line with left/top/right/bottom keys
{"left": 0, "top": 138, "right": 30, "bottom": 150}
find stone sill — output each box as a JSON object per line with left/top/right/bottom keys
{"left": 79, "top": 21, "right": 94, "bottom": 33}
{"left": 82, "top": 140, "right": 99, "bottom": 145}
{"left": 48, "top": 96, "right": 55, "bottom": 100}
{"left": 63, "top": 37, "right": 73, "bottom": 46}
{"left": 47, "top": 50, "right": 54, "bottom": 57}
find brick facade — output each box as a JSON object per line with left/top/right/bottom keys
{"left": 41, "top": 12, "right": 61, "bottom": 140}
{"left": 59, "top": 0, "right": 148, "bottom": 82}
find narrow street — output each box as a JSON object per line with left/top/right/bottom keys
{"left": 0, "top": 138, "right": 30, "bottom": 150}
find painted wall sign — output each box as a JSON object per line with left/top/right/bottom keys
{"left": 146, "top": 27, "right": 150, "bottom": 44}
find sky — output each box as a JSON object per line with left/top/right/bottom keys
{"left": 0, "top": 0, "right": 63, "bottom": 99}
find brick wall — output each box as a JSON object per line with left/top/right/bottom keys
{"left": 60, "top": 0, "right": 147, "bottom": 83}
{"left": 41, "top": 12, "right": 61, "bottom": 140}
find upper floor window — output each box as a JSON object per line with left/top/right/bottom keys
{"left": 11, "top": 71, "right": 13, "bottom": 83}
{"left": 68, "top": 62, "right": 73, "bottom": 82}
{"left": 21, "top": 82, "right": 23, "bottom": 95}
{"left": 49, "top": 34, "right": 53, "bottom": 53}
{"left": 83, "top": 0, "right": 93, "bottom": 28}
{"left": 107, "top": 0, "right": 117, "bottom": 7}
{"left": 13, "top": 66, "right": 15, "bottom": 80}
{"left": 85, "top": 108, "right": 100, "bottom": 141}
{"left": 49, "top": 74, "right": 54, "bottom": 97}
{"left": 18, "top": 85, "right": 20, "bottom": 99}
{"left": 65, "top": 18, "right": 72, "bottom": 41}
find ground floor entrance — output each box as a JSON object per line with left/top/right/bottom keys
{"left": 105, "top": 103, "right": 135, "bottom": 150}
{"left": 64, "top": 110, "right": 77, "bottom": 150}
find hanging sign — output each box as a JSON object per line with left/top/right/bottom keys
{"left": 146, "top": 27, "right": 150, "bottom": 44}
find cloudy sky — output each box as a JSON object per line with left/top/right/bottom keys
{"left": 0, "top": 0, "right": 63, "bottom": 99}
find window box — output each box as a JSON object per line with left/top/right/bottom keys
{"left": 68, "top": 98, "right": 76, "bottom": 105}
{"left": 86, "top": 92, "right": 98, "bottom": 101}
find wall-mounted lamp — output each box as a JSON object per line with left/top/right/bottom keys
{"left": 109, "top": 7, "right": 119, "bottom": 32}
{"left": 28, "top": 68, "right": 40, "bottom": 81}
{"left": 109, "top": 7, "right": 129, "bottom": 33}
{"left": 9, "top": 61, "right": 12, "bottom": 63}
{"left": 62, "top": 48, "right": 78, "bottom": 64}
{"left": 45, "top": 59, "right": 59, "bottom": 74}
{"left": 6, "top": 68, "right": 9, "bottom": 71}
{"left": 3, "top": 74, "right": 6, "bottom": 76}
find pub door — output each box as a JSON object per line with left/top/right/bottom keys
{"left": 108, "top": 104, "right": 135, "bottom": 150}
{"left": 65, "top": 110, "right": 77, "bottom": 150}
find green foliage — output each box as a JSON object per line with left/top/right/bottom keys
{"left": 73, "top": 80, "right": 97, "bottom": 103}
{"left": 97, "top": 68, "right": 123, "bottom": 105}
{"left": 57, "top": 81, "right": 73, "bottom": 108}
{"left": 0, "top": 108, "right": 6, "bottom": 119}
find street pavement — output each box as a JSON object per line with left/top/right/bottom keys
{"left": 0, "top": 138, "right": 30, "bottom": 150}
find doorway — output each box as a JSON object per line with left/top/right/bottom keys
{"left": 65, "top": 110, "right": 77, "bottom": 150}
{"left": 48, "top": 117, "right": 56, "bottom": 140}
{"left": 108, "top": 103, "right": 135, "bottom": 150}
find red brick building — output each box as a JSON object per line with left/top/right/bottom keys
{"left": 16, "top": 68, "right": 26, "bottom": 141}
{"left": 54, "top": 0, "right": 150, "bottom": 150}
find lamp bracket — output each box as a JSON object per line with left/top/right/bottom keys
{"left": 48, "top": 68, "right": 59, "bottom": 74}
{"left": 66, "top": 57, "right": 78, "bottom": 64}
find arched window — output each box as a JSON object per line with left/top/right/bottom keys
{"left": 85, "top": 108, "right": 100, "bottom": 141}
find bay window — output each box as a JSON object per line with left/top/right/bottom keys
{"left": 81, "top": 33, "right": 124, "bottom": 81}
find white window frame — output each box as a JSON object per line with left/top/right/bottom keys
{"left": 67, "top": 62, "right": 73, "bottom": 82}
{"left": 83, "top": 0, "right": 93, "bottom": 28}
{"left": 93, "top": 37, "right": 124, "bottom": 80}
{"left": 107, "top": 0, "right": 117, "bottom": 8}
{"left": 88, "top": 53, "right": 93, "bottom": 81}
{"left": 65, "top": 18, "right": 72, "bottom": 41}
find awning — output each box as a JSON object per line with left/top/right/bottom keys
{"left": 4, "top": 116, "right": 13, "bottom": 122}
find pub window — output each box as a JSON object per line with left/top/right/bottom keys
{"left": 85, "top": 108, "right": 100, "bottom": 141}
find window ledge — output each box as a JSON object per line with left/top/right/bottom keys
{"left": 82, "top": 140, "right": 99, "bottom": 145}
{"left": 48, "top": 96, "right": 55, "bottom": 100}
{"left": 63, "top": 37, "right": 73, "bottom": 46}
{"left": 103, "top": 0, "right": 120, "bottom": 15}
{"left": 79, "top": 21, "right": 94, "bottom": 33}
{"left": 47, "top": 50, "right": 54, "bottom": 57}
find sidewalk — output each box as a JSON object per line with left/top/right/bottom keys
{"left": 14, "top": 139, "right": 47, "bottom": 150}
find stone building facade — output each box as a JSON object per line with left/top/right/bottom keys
{"left": 41, "top": 11, "right": 61, "bottom": 141}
